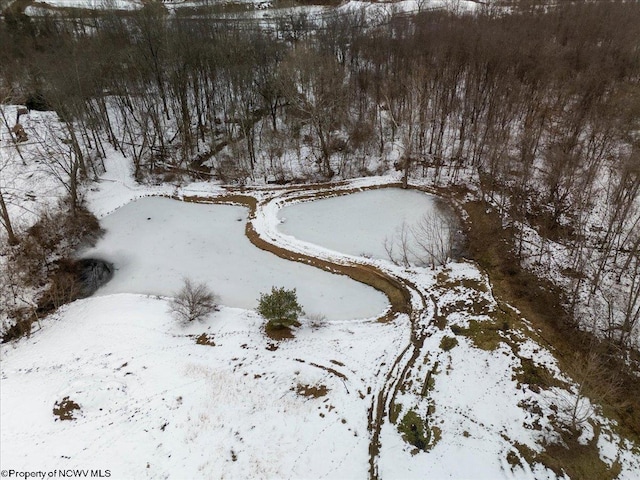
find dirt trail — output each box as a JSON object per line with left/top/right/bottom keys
{"left": 184, "top": 181, "right": 640, "bottom": 478}
{"left": 183, "top": 183, "right": 434, "bottom": 480}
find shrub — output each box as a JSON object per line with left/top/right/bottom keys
{"left": 2, "top": 206, "right": 104, "bottom": 342}
{"left": 11, "top": 206, "right": 103, "bottom": 288}
{"left": 53, "top": 397, "right": 81, "bottom": 421}
{"left": 1, "top": 309, "right": 35, "bottom": 343}
{"left": 169, "top": 279, "right": 218, "bottom": 323}
{"left": 439, "top": 335, "right": 458, "bottom": 351}
{"left": 398, "top": 410, "right": 429, "bottom": 451}
{"left": 39, "top": 269, "right": 82, "bottom": 312}
{"left": 257, "top": 286, "right": 304, "bottom": 330}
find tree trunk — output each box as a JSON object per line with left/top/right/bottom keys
{"left": 0, "top": 188, "right": 19, "bottom": 245}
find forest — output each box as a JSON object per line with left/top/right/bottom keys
{"left": 1, "top": 2, "right": 639, "bottom": 356}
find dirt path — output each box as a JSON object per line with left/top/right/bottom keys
{"left": 183, "top": 182, "right": 436, "bottom": 480}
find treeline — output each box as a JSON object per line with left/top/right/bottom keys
{"left": 1, "top": 2, "right": 639, "bottom": 349}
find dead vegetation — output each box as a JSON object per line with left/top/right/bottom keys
{"left": 53, "top": 396, "right": 81, "bottom": 421}
{"left": 264, "top": 324, "right": 296, "bottom": 341}
{"left": 462, "top": 198, "right": 640, "bottom": 472}
{"left": 169, "top": 279, "right": 218, "bottom": 323}
{"left": 195, "top": 333, "right": 216, "bottom": 346}
{"left": 295, "top": 383, "right": 329, "bottom": 398}
{"left": 2, "top": 206, "right": 103, "bottom": 342}
{"left": 450, "top": 320, "right": 507, "bottom": 352}
{"left": 512, "top": 358, "right": 566, "bottom": 393}
{"left": 513, "top": 430, "right": 621, "bottom": 480}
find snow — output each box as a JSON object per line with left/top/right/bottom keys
{"left": 79, "top": 196, "right": 388, "bottom": 321}
{"left": 0, "top": 108, "right": 70, "bottom": 235}
{"left": 374, "top": 263, "right": 552, "bottom": 479}
{"left": 339, "top": 0, "right": 481, "bottom": 17}
{"left": 3, "top": 172, "right": 640, "bottom": 477}
{"left": 0, "top": 294, "right": 403, "bottom": 478}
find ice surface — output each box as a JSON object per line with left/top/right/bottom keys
{"left": 80, "top": 196, "right": 388, "bottom": 320}
{"left": 278, "top": 188, "right": 447, "bottom": 261}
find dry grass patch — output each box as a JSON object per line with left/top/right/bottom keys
{"left": 513, "top": 431, "right": 621, "bottom": 480}
{"left": 450, "top": 319, "right": 506, "bottom": 351}
{"left": 195, "top": 333, "right": 216, "bottom": 346}
{"left": 463, "top": 199, "right": 640, "bottom": 442}
{"left": 53, "top": 397, "right": 81, "bottom": 421}
{"left": 295, "top": 383, "right": 329, "bottom": 398}
{"left": 264, "top": 324, "right": 295, "bottom": 341}
{"left": 513, "top": 358, "right": 567, "bottom": 392}
{"left": 439, "top": 335, "right": 458, "bottom": 351}
{"left": 390, "top": 402, "right": 403, "bottom": 424}
{"left": 436, "top": 271, "right": 488, "bottom": 293}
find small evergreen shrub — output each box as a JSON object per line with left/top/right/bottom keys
{"left": 257, "top": 286, "right": 304, "bottom": 330}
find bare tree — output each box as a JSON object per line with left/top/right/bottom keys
{"left": 548, "top": 350, "right": 624, "bottom": 437}
{"left": 0, "top": 103, "right": 21, "bottom": 245}
{"left": 384, "top": 221, "right": 412, "bottom": 267}
{"left": 385, "top": 210, "right": 455, "bottom": 268}
{"left": 31, "top": 120, "right": 85, "bottom": 214}
{"left": 0, "top": 185, "right": 18, "bottom": 246}
{"left": 279, "top": 47, "right": 348, "bottom": 178}
{"left": 411, "top": 210, "right": 456, "bottom": 268}
{"left": 169, "top": 278, "right": 218, "bottom": 323}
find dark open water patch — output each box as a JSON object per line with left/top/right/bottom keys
{"left": 3, "top": 258, "right": 114, "bottom": 343}
{"left": 77, "top": 258, "right": 114, "bottom": 296}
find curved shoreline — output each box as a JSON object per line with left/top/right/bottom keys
{"left": 185, "top": 188, "right": 414, "bottom": 322}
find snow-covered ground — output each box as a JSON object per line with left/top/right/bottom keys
{"left": 0, "top": 108, "right": 70, "bottom": 235}
{"left": 0, "top": 294, "right": 405, "bottom": 478}
{"left": 338, "top": 0, "right": 481, "bottom": 16}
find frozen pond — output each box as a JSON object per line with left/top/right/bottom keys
{"left": 278, "top": 188, "right": 457, "bottom": 266}
{"left": 80, "top": 197, "right": 388, "bottom": 321}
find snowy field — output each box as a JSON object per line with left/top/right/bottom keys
{"left": 0, "top": 294, "right": 407, "bottom": 478}
{"left": 278, "top": 188, "right": 448, "bottom": 261}
{"left": 79, "top": 196, "right": 388, "bottom": 321}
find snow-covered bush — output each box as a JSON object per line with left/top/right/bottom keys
{"left": 169, "top": 279, "right": 218, "bottom": 323}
